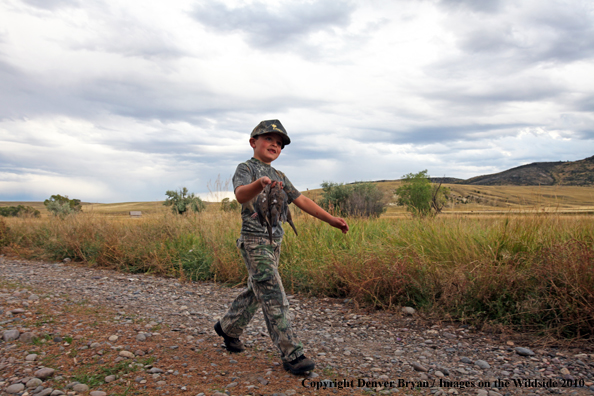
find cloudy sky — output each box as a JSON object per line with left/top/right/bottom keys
{"left": 1, "top": 0, "right": 592, "bottom": 202}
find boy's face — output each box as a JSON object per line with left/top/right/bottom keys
{"left": 250, "top": 132, "right": 284, "bottom": 164}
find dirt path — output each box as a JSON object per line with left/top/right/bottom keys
{"left": 0, "top": 256, "right": 593, "bottom": 396}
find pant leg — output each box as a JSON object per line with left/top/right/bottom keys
{"left": 220, "top": 238, "right": 261, "bottom": 338}
{"left": 223, "top": 235, "right": 303, "bottom": 362}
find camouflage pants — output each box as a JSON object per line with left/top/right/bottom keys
{"left": 220, "top": 235, "right": 303, "bottom": 362}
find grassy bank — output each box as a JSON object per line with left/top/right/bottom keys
{"left": 1, "top": 212, "right": 593, "bottom": 338}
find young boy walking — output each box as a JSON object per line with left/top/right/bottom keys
{"left": 215, "top": 119, "right": 349, "bottom": 375}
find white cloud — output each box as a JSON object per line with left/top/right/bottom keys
{"left": 0, "top": 0, "right": 592, "bottom": 202}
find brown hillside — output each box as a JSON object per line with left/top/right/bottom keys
{"left": 461, "top": 155, "right": 594, "bottom": 186}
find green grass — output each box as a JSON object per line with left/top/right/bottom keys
{"left": 70, "top": 372, "right": 104, "bottom": 388}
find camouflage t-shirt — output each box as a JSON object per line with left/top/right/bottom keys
{"left": 233, "top": 157, "right": 301, "bottom": 239}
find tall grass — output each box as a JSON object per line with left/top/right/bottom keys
{"left": 2, "top": 212, "right": 593, "bottom": 338}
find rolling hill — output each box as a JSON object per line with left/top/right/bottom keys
{"left": 456, "top": 155, "right": 594, "bottom": 186}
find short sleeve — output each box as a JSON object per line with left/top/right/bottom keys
{"left": 233, "top": 163, "right": 253, "bottom": 192}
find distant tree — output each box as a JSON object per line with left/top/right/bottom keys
{"left": 318, "top": 181, "right": 386, "bottom": 218}
{"left": 318, "top": 182, "right": 352, "bottom": 215}
{"left": 395, "top": 170, "right": 450, "bottom": 218}
{"left": 430, "top": 182, "right": 451, "bottom": 216}
{"left": 220, "top": 197, "right": 240, "bottom": 212}
{"left": 164, "top": 188, "right": 205, "bottom": 215}
{"left": 0, "top": 205, "right": 41, "bottom": 218}
{"left": 44, "top": 195, "right": 82, "bottom": 218}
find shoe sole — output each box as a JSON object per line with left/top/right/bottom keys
{"left": 283, "top": 362, "right": 315, "bottom": 375}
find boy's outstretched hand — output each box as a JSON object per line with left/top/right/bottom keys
{"left": 293, "top": 195, "right": 350, "bottom": 234}
{"left": 329, "top": 216, "right": 349, "bottom": 234}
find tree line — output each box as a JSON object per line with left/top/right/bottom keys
{"left": 163, "top": 170, "right": 449, "bottom": 218}
{"left": 6, "top": 171, "right": 447, "bottom": 219}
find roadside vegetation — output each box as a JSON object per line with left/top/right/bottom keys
{"left": 0, "top": 205, "right": 41, "bottom": 218}
{"left": 1, "top": 209, "right": 593, "bottom": 339}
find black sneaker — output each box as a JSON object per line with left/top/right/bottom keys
{"left": 214, "top": 321, "right": 245, "bottom": 353}
{"left": 283, "top": 355, "right": 315, "bottom": 375}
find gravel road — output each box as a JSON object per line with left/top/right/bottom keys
{"left": 1, "top": 256, "right": 593, "bottom": 396}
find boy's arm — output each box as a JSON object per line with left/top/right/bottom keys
{"left": 235, "top": 177, "right": 282, "bottom": 204}
{"left": 292, "top": 195, "right": 349, "bottom": 234}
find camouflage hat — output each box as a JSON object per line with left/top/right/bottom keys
{"left": 251, "top": 120, "right": 291, "bottom": 146}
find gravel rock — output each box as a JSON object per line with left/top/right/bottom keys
{"left": 119, "top": 350, "right": 134, "bottom": 358}
{"left": 90, "top": 391, "right": 107, "bottom": 396}
{"left": 412, "top": 362, "right": 428, "bottom": 372}
{"left": 26, "top": 377, "right": 43, "bottom": 388}
{"left": 515, "top": 347, "right": 535, "bottom": 356}
{"left": 5, "top": 383, "right": 25, "bottom": 394}
{"left": 72, "top": 384, "right": 89, "bottom": 392}
{"left": 475, "top": 359, "right": 491, "bottom": 369}
{"left": 19, "top": 332, "right": 35, "bottom": 343}
{"left": 401, "top": 306, "right": 416, "bottom": 315}
{"left": 3, "top": 329, "right": 20, "bottom": 342}
{"left": 104, "top": 375, "right": 116, "bottom": 382}
{"left": 34, "top": 368, "right": 55, "bottom": 379}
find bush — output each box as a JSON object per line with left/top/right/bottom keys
{"left": 318, "top": 181, "right": 386, "bottom": 217}
{"left": 164, "top": 188, "right": 205, "bottom": 214}
{"left": 0, "top": 205, "right": 40, "bottom": 218}
{"left": 44, "top": 195, "right": 82, "bottom": 218}
{"left": 396, "top": 170, "right": 450, "bottom": 218}
{"left": 220, "top": 197, "right": 240, "bottom": 212}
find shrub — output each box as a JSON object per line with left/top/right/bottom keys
{"left": 220, "top": 197, "right": 240, "bottom": 212}
{"left": 0, "top": 205, "right": 41, "bottom": 218}
{"left": 318, "top": 182, "right": 386, "bottom": 217}
{"left": 396, "top": 170, "right": 450, "bottom": 218}
{"left": 44, "top": 195, "right": 82, "bottom": 218}
{"left": 164, "top": 188, "right": 205, "bottom": 214}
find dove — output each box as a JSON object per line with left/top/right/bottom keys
{"left": 253, "top": 182, "right": 298, "bottom": 243}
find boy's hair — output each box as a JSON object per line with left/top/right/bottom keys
{"left": 251, "top": 120, "right": 291, "bottom": 147}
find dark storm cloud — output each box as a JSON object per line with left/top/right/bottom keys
{"left": 190, "top": 0, "right": 355, "bottom": 50}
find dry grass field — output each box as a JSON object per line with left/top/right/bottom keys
{"left": 2, "top": 185, "right": 593, "bottom": 338}
{"left": 302, "top": 183, "right": 594, "bottom": 216}
{"left": 3, "top": 184, "right": 593, "bottom": 217}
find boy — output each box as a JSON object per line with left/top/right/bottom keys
{"left": 215, "top": 119, "right": 349, "bottom": 375}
